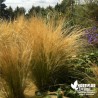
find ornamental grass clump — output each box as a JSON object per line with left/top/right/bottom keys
{"left": 0, "top": 18, "right": 32, "bottom": 98}
{"left": 0, "top": 17, "right": 87, "bottom": 95}
{"left": 0, "top": 44, "right": 26, "bottom": 98}
{"left": 26, "top": 18, "right": 87, "bottom": 91}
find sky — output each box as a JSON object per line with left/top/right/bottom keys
{"left": 4, "top": 0, "right": 63, "bottom": 11}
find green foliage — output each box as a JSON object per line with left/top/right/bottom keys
{"left": 1, "top": 0, "right": 98, "bottom": 28}
{"left": 79, "top": 51, "right": 98, "bottom": 65}
{"left": 86, "top": 1, "right": 98, "bottom": 21}
{"left": 60, "top": 0, "right": 98, "bottom": 27}
{"left": 64, "top": 89, "right": 82, "bottom": 98}
{"left": 69, "top": 51, "right": 98, "bottom": 76}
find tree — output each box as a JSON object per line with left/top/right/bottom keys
{"left": 28, "top": 6, "right": 46, "bottom": 18}
{"left": 14, "top": 7, "right": 26, "bottom": 18}
{"left": 0, "top": 0, "right": 7, "bottom": 19}
{"left": 6, "top": 6, "right": 14, "bottom": 20}
{"left": 58, "top": 0, "right": 75, "bottom": 26}
{"left": 85, "top": 0, "right": 98, "bottom": 21}
{"left": 28, "top": 6, "right": 37, "bottom": 17}
{"left": 60, "top": 0, "right": 74, "bottom": 13}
